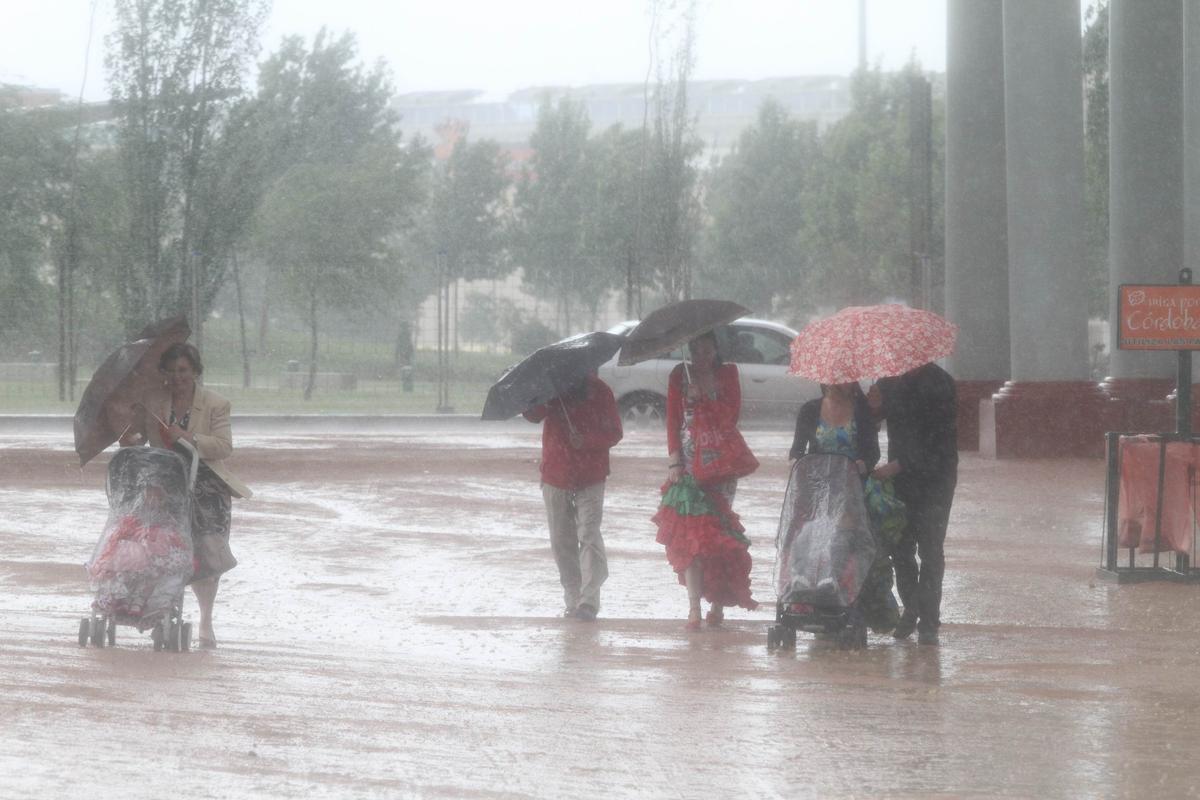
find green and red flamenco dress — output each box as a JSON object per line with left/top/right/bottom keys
{"left": 652, "top": 474, "right": 758, "bottom": 610}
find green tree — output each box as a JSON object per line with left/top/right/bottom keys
{"left": 250, "top": 31, "right": 426, "bottom": 398}
{"left": 1083, "top": 0, "right": 1109, "bottom": 316}
{"left": 513, "top": 96, "right": 596, "bottom": 332}
{"left": 699, "top": 100, "right": 821, "bottom": 312}
{"left": 423, "top": 136, "right": 509, "bottom": 282}
{"left": 255, "top": 160, "right": 416, "bottom": 399}
{"left": 801, "top": 64, "right": 944, "bottom": 311}
{"left": 0, "top": 103, "right": 60, "bottom": 353}
{"left": 586, "top": 124, "right": 647, "bottom": 323}
{"left": 105, "top": 0, "right": 268, "bottom": 338}
{"left": 642, "top": 1, "right": 702, "bottom": 302}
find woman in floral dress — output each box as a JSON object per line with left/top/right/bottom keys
{"left": 653, "top": 332, "right": 759, "bottom": 630}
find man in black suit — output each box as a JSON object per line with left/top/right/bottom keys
{"left": 868, "top": 362, "right": 958, "bottom": 646}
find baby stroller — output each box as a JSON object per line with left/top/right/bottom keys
{"left": 768, "top": 453, "right": 877, "bottom": 651}
{"left": 78, "top": 443, "right": 198, "bottom": 652}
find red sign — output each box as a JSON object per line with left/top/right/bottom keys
{"left": 1118, "top": 284, "right": 1200, "bottom": 350}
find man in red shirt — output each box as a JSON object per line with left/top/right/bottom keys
{"left": 523, "top": 372, "right": 623, "bottom": 621}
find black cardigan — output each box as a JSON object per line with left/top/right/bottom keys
{"left": 789, "top": 392, "right": 881, "bottom": 470}
{"left": 875, "top": 362, "right": 958, "bottom": 501}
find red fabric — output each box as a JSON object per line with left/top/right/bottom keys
{"left": 652, "top": 488, "right": 757, "bottom": 610}
{"left": 88, "top": 515, "right": 185, "bottom": 580}
{"left": 1117, "top": 437, "right": 1200, "bottom": 554}
{"left": 665, "top": 363, "right": 742, "bottom": 457}
{"left": 523, "top": 375, "right": 623, "bottom": 490}
{"left": 789, "top": 304, "right": 957, "bottom": 384}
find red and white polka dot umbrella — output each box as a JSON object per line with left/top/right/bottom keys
{"left": 788, "top": 304, "right": 958, "bottom": 383}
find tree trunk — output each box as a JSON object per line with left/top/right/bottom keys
{"left": 304, "top": 289, "right": 318, "bottom": 401}
{"left": 57, "top": 253, "right": 67, "bottom": 402}
{"left": 257, "top": 266, "right": 271, "bottom": 352}
{"left": 232, "top": 251, "right": 251, "bottom": 388}
{"left": 452, "top": 278, "right": 459, "bottom": 356}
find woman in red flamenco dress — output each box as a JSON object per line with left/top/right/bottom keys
{"left": 653, "top": 331, "right": 759, "bottom": 630}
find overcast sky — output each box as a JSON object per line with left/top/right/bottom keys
{"left": 2, "top": 0, "right": 948, "bottom": 102}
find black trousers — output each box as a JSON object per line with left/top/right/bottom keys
{"left": 893, "top": 485, "right": 955, "bottom": 631}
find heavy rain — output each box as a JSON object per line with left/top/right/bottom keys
{"left": 4, "top": 1, "right": 1200, "bottom": 798}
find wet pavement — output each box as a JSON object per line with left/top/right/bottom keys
{"left": 4, "top": 423, "right": 1200, "bottom": 798}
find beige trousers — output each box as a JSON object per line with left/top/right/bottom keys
{"left": 542, "top": 481, "right": 609, "bottom": 612}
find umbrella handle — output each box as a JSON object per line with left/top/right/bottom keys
{"left": 558, "top": 396, "right": 577, "bottom": 436}
{"left": 136, "top": 402, "right": 168, "bottom": 429}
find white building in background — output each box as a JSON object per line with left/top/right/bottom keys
{"left": 393, "top": 76, "right": 853, "bottom": 161}
{"left": 402, "top": 76, "right": 856, "bottom": 350}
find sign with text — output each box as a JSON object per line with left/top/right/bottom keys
{"left": 1118, "top": 284, "right": 1200, "bottom": 350}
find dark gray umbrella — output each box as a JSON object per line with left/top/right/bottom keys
{"left": 481, "top": 331, "right": 623, "bottom": 421}
{"left": 617, "top": 299, "right": 749, "bottom": 366}
{"left": 73, "top": 316, "right": 190, "bottom": 466}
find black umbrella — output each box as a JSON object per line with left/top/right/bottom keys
{"left": 617, "top": 299, "right": 749, "bottom": 366}
{"left": 481, "top": 331, "right": 623, "bottom": 421}
{"left": 74, "top": 316, "right": 190, "bottom": 466}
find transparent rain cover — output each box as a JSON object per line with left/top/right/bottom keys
{"left": 774, "top": 454, "right": 876, "bottom": 608}
{"left": 87, "top": 447, "right": 194, "bottom": 628}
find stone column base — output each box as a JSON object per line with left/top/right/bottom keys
{"left": 980, "top": 381, "right": 1109, "bottom": 458}
{"left": 956, "top": 380, "right": 1006, "bottom": 452}
{"left": 1098, "top": 378, "right": 1175, "bottom": 433}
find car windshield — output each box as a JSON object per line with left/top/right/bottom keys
{"left": 656, "top": 323, "right": 793, "bottom": 364}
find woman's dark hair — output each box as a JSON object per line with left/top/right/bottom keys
{"left": 159, "top": 342, "right": 203, "bottom": 376}
{"left": 689, "top": 331, "right": 723, "bottom": 367}
{"left": 820, "top": 382, "right": 866, "bottom": 400}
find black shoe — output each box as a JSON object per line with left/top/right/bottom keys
{"left": 917, "top": 628, "right": 939, "bottom": 646}
{"left": 893, "top": 614, "right": 918, "bottom": 641}
{"left": 574, "top": 604, "right": 597, "bottom": 622}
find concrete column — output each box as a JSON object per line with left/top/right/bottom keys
{"left": 1186, "top": 1, "right": 1200, "bottom": 272}
{"left": 944, "top": 0, "right": 1009, "bottom": 449}
{"left": 981, "top": 0, "right": 1101, "bottom": 457}
{"left": 1001, "top": 0, "right": 1090, "bottom": 382}
{"left": 1107, "top": 0, "right": 1184, "bottom": 382}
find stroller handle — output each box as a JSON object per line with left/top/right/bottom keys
{"left": 174, "top": 438, "right": 201, "bottom": 492}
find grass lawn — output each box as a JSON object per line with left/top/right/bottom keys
{"left": 0, "top": 317, "right": 527, "bottom": 415}
{"left": 0, "top": 378, "right": 491, "bottom": 416}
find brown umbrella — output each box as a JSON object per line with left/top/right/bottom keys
{"left": 617, "top": 299, "right": 750, "bottom": 366}
{"left": 73, "top": 316, "right": 191, "bottom": 466}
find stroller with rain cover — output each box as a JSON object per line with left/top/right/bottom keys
{"left": 79, "top": 443, "right": 198, "bottom": 651}
{"left": 768, "top": 453, "right": 877, "bottom": 651}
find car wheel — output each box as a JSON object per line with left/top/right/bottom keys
{"left": 619, "top": 392, "right": 666, "bottom": 430}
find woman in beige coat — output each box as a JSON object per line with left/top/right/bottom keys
{"left": 120, "top": 342, "right": 250, "bottom": 648}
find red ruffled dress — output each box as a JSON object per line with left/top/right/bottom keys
{"left": 652, "top": 363, "right": 758, "bottom": 610}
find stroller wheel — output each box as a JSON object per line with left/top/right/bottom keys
{"left": 180, "top": 623, "right": 192, "bottom": 652}
{"left": 90, "top": 617, "right": 105, "bottom": 648}
{"left": 78, "top": 618, "right": 89, "bottom": 647}
{"left": 106, "top": 617, "right": 116, "bottom": 647}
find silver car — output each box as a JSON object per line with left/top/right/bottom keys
{"left": 597, "top": 317, "right": 821, "bottom": 428}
